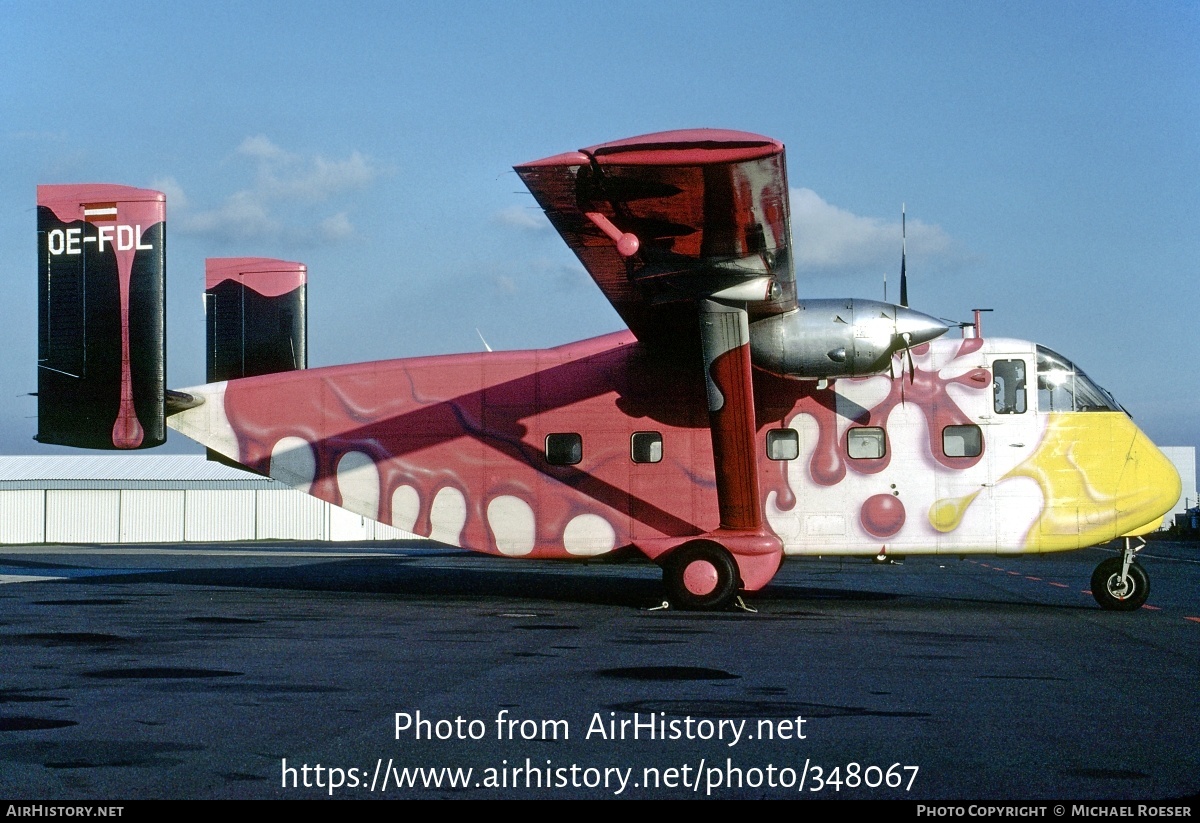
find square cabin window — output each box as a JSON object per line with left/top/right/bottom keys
{"left": 545, "top": 432, "right": 582, "bottom": 466}
{"left": 847, "top": 427, "right": 886, "bottom": 459}
{"left": 942, "top": 425, "right": 982, "bottom": 458}
{"left": 766, "top": 428, "right": 799, "bottom": 461}
{"left": 631, "top": 431, "right": 663, "bottom": 464}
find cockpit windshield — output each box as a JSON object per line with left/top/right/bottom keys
{"left": 1036, "top": 346, "right": 1123, "bottom": 413}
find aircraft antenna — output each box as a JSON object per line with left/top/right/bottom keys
{"left": 476, "top": 328, "right": 493, "bottom": 353}
{"left": 899, "top": 203, "right": 908, "bottom": 308}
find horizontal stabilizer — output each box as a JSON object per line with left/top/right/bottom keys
{"left": 36, "top": 184, "right": 166, "bottom": 449}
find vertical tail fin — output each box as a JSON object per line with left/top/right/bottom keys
{"left": 36, "top": 184, "right": 166, "bottom": 449}
{"left": 205, "top": 258, "right": 307, "bottom": 383}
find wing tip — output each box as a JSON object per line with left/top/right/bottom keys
{"left": 517, "top": 129, "right": 783, "bottom": 170}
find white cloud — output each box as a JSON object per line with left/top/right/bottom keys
{"left": 150, "top": 176, "right": 188, "bottom": 211}
{"left": 494, "top": 205, "right": 549, "bottom": 231}
{"left": 237, "top": 135, "right": 376, "bottom": 204}
{"left": 173, "top": 137, "right": 381, "bottom": 246}
{"left": 318, "top": 212, "right": 354, "bottom": 242}
{"left": 237, "top": 134, "right": 288, "bottom": 162}
{"left": 791, "top": 188, "right": 955, "bottom": 274}
{"left": 185, "top": 190, "right": 281, "bottom": 240}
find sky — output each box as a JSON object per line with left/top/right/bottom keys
{"left": 2, "top": 1, "right": 1197, "bottom": 466}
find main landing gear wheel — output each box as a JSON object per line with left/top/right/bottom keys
{"left": 663, "top": 541, "right": 741, "bottom": 611}
{"left": 1091, "top": 556, "right": 1149, "bottom": 611}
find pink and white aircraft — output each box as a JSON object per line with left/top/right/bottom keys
{"left": 36, "top": 130, "right": 1180, "bottom": 610}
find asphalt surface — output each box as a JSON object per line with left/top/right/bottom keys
{"left": 1, "top": 538, "right": 1197, "bottom": 800}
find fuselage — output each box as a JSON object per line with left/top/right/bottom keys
{"left": 168, "top": 330, "right": 1180, "bottom": 565}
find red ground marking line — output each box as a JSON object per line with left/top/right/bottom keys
{"left": 1142, "top": 605, "right": 1161, "bottom": 611}
{"left": 1008, "top": 571, "right": 1022, "bottom": 576}
{"left": 1185, "top": 617, "right": 1200, "bottom": 624}
{"left": 1025, "top": 576, "right": 1042, "bottom": 581}
{"left": 992, "top": 567, "right": 1005, "bottom": 572}
{"left": 1082, "top": 589, "right": 1092, "bottom": 595}
{"left": 1048, "top": 582, "right": 1069, "bottom": 588}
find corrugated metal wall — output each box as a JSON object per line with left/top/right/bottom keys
{"left": 257, "top": 490, "right": 325, "bottom": 540}
{"left": 0, "top": 488, "right": 421, "bottom": 545}
{"left": 120, "top": 490, "right": 185, "bottom": 542}
{"left": 0, "top": 491, "right": 46, "bottom": 543}
{"left": 47, "top": 490, "right": 120, "bottom": 543}
{"left": 371, "top": 519, "right": 413, "bottom": 541}
{"left": 185, "top": 490, "right": 258, "bottom": 541}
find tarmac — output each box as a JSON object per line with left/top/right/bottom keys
{"left": 1, "top": 538, "right": 1197, "bottom": 800}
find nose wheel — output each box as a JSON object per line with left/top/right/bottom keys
{"left": 1091, "top": 538, "right": 1149, "bottom": 611}
{"left": 663, "top": 541, "right": 741, "bottom": 610}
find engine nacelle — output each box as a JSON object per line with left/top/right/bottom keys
{"left": 748, "top": 298, "right": 948, "bottom": 380}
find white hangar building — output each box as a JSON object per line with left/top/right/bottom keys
{"left": 0, "top": 455, "right": 419, "bottom": 545}
{"left": 1, "top": 448, "right": 1193, "bottom": 546}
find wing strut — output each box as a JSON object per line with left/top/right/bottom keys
{"left": 685, "top": 298, "right": 783, "bottom": 599}
{"left": 699, "top": 299, "right": 762, "bottom": 530}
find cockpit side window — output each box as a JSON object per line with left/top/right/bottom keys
{"left": 993, "top": 359, "right": 1027, "bottom": 414}
{"left": 1036, "top": 346, "right": 1122, "bottom": 413}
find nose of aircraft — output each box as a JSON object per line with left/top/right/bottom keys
{"left": 893, "top": 307, "right": 949, "bottom": 348}
{"left": 1002, "top": 413, "right": 1181, "bottom": 550}
{"left": 1116, "top": 423, "right": 1182, "bottom": 536}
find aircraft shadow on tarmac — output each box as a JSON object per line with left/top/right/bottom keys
{"left": 33, "top": 552, "right": 1106, "bottom": 613}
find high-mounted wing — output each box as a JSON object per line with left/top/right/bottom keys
{"left": 515, "top": 129, "right": 796, "bottom": 352}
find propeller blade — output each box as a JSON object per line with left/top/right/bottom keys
{"left": 903, "top": 331, "right": 915, "bottom": 385}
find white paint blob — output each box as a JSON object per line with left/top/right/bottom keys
{"left": 562, "top": 514, "right": 616, "bottom": 556}
{"left": 336, "top": 451, "right": 380, "bottom": 520}
{"left": 391, "top": 485, "right": 421, "bottom": 533}
{"left": 486, "top": 495, "right": 536, "bottom": 556}
{"left": 429, "top": 486, "right": 467, "bottom": 545}
{"left": 269, "top": 436, "right": 316, "bottom": 493}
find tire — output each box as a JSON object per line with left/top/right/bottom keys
{"left": 663, "top": 541, "right": 741, "bottom": 610}
{"left": 1091, "top": 557, "right": 1149, "bottom": 611}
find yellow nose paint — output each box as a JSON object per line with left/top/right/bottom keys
{"left": 1001, "top": 413, "right": 1180, "bottom": 551}
{"left": 929, "top": 491, "right": 981, "bottom": 533}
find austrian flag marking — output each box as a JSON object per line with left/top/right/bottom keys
{"left": 82, "top": 203, "right": 118, "bottom": 221}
